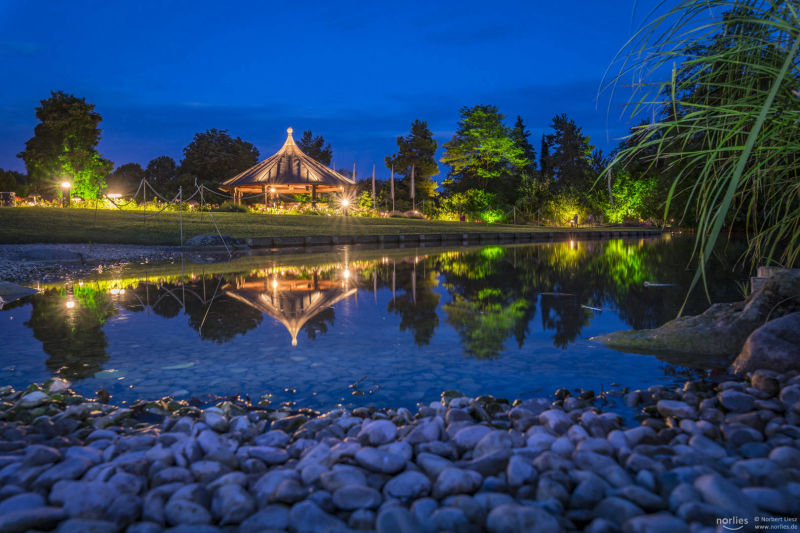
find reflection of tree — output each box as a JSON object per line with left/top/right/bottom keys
{"left": 444, "top": 295, "right": 528, "bottom": 358}
{"left": 387, "top": 263, "right": 440, "bottom": 346}
{"left": 435, "top": 236, "right": 747, "bottom": 354}
{"left": 25, "top": 287, "right": 115, "bottom": 379}
{"left": 301, "top": 307, "right": 335, "bottom": 341}
{"left": 438, "top": 248, "right": 538, "bottom": 357}
{"left": 183, "top": 279, "right": 263, "bottom": 343}
{"left": 539, "top": 295, "right": 591, "bottom": 348}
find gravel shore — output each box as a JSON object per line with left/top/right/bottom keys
{"left": 0, "top": 368, "right": 798, "bottom": 532}
{"left": 0, "top": 244, "right": 179, "bottom": 284}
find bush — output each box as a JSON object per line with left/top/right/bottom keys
{"left": 215, "top": 201, "right": 248, "bottom": 213}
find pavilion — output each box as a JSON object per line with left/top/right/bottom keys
{"left": 219, "top": 127, "right": 355, "bottom": 206}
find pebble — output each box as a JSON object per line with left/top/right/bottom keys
{"left": 210, "top": 484, "right": 255, "bottom": 525}
{"left": 656, "top": 400, "right": 696, "bottom": 419}
{"left": 355, "top": 447, "right": 406, "bottom": 474}
{"left": 0, "top": 368, "right": 797, "bottom": 532}
{"left": 332, "top": 485, "right": 382, "bottom": 510}
{"left": 358, "top": 420, "right": 398, "bottom": 446}
{"left": 382, "top": 471, "right": 432, "bottom": 501}
{"left": 164, "top": 499, "right": 212, "bottom": 526}
{"left": 487, "top": 503, "right": 560, "bottom": 533}
{"left": 433, "top": 467, "right": 483, "bottom": 498}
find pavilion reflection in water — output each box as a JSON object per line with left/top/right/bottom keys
{"left": 224, "top": 270, "right": 358, "bottom": 346}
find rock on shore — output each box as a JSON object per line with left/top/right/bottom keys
{"left": 0, "top": 370, "right": 799, "bottom": 532}
{"left": 592, "top": 269, "right": 800, "bottom": 362}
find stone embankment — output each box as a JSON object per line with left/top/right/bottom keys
{"left": 0, "top": 244, "right": 178, "bottom": 284}
{"left": 0, "top": 368, "right": 798, "bottom": 533}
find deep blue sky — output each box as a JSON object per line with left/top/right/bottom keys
{"left": 0, "top": 1, "right": 663, "bottom": 179}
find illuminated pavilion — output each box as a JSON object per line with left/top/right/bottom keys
{"left": 219, "top": 127, "right": 355, "bottom": 206}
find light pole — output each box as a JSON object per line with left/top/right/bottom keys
{"left": 60, "top": 181, "right": 71, "bottom": 207}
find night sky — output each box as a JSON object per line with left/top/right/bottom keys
{"left": 0, "top": 1, "right": 662, "bottom": 179}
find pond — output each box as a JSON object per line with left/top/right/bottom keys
{"left": 0, "top": 234, "right": 747, "bottom": 415}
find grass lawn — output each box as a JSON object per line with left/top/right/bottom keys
{"left": 0, "top": 207, "right": 646, "bottom": 245}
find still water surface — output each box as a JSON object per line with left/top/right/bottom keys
{"left": 1, "top": 235, "right": 746, "bottom": 411}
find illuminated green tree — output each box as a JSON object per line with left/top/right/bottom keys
{"left": 18, "top": 91, "right": 113, "bottom": 197}
{"left": 440, "top": 105, "right": 527, "bottom": 207}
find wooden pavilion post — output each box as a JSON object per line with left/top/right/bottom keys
{"left": 311, "top": 184, "right": 317, "bottom": 208}
{"left": 262, "top": 185, "right": 267, "bottom": 210}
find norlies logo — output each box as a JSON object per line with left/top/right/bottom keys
{"left": 717, "top": 517, "right": 749, "bottom": 530}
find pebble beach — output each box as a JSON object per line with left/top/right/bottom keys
{"left": 0, "top": 367, "right": 798, "bottom": 533}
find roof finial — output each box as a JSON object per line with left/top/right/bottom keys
{"left": 287, "top": 127, "right": 293, "bottom": 138}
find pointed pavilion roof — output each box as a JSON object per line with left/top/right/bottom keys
{"left": 220, "top": 127, "right": 355, "bottom": 191}
{"left": 224, "top": 279, "right": 357, "bottom": 346}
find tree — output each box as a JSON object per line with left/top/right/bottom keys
{"left": 107, "top": 163, "right": 144, "bottom": 195}
{"left": 544, "top": 114, "right": 595, "bottom": 193}
{"left": 607, "top": 1, "right": 800, "bottom": 283}
{"left": 510, "top": 116, "right": 537, "bottom": 172}
{"left": 179, "top": 129, "right": 259, "bottom": 189}
{"left": 385, "top": 120, "right": 440, "bottom": 208}
{"left": 297, "top": 130, "right": 332, "bottom": 166}
{"left": 143, "top": 156, "right": 178, "bottom": 195}
{"left": 0, "top": 169, "right": 27, "bottom": 195}
{"left": 440, "top": 105, "right": 526, "bottom": 205}
{"left": 540, "top": 134, "right": 551, "bottom": 181}
{"left": 18, "top": 91, "right": 112, "bottom": 198}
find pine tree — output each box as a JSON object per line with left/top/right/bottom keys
{"left": 385, "top": 120, "right": 439, "bottom": 208}
{"left": 297, "top": 130, "right": 333, "bottom": 166}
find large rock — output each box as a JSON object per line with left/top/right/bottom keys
{"left": 732, "top": 312, "right": 800, "bottom": 374}
{"left": 592, "top": 270, "right": 800, "bottom": 360}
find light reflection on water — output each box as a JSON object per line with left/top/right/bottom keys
{"left": 0, "top": 235, "right": 746, "bottom": 411}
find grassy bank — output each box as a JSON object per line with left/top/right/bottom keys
{"left": 0, "top": 207, "right": 650, "bottom": 245}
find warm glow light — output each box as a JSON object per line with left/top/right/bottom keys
{"left": 106, "top": 193, "right": 122, "bottom": 199}
{"left": 343, "top": 269, "right": 351, "bottom": 279}
{"left": 109, "top": 288, "right": 121, "bottom": 295}
{"left": 272, "top": 279, "right": 278, "bottom": 289}
{"left": 342, "top": 199, "right": 350, "bottom": 207}
{"left": 65, "top": 300, "right": 75, "bottom": 309}
{"left": 570, "top": 240, "right": 575, "bottom": 250}
{"left": 61, "top": 181, "right": 71, "bottom": 189}
{"left": 270, "top": 187, "right": 276, "bottom": 193}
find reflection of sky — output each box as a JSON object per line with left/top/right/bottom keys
{"left": 0, "top": 0, "right": 669, "bottom": 176}
{"left": 0, "top": 273, "right": 681, "bottom": 416}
